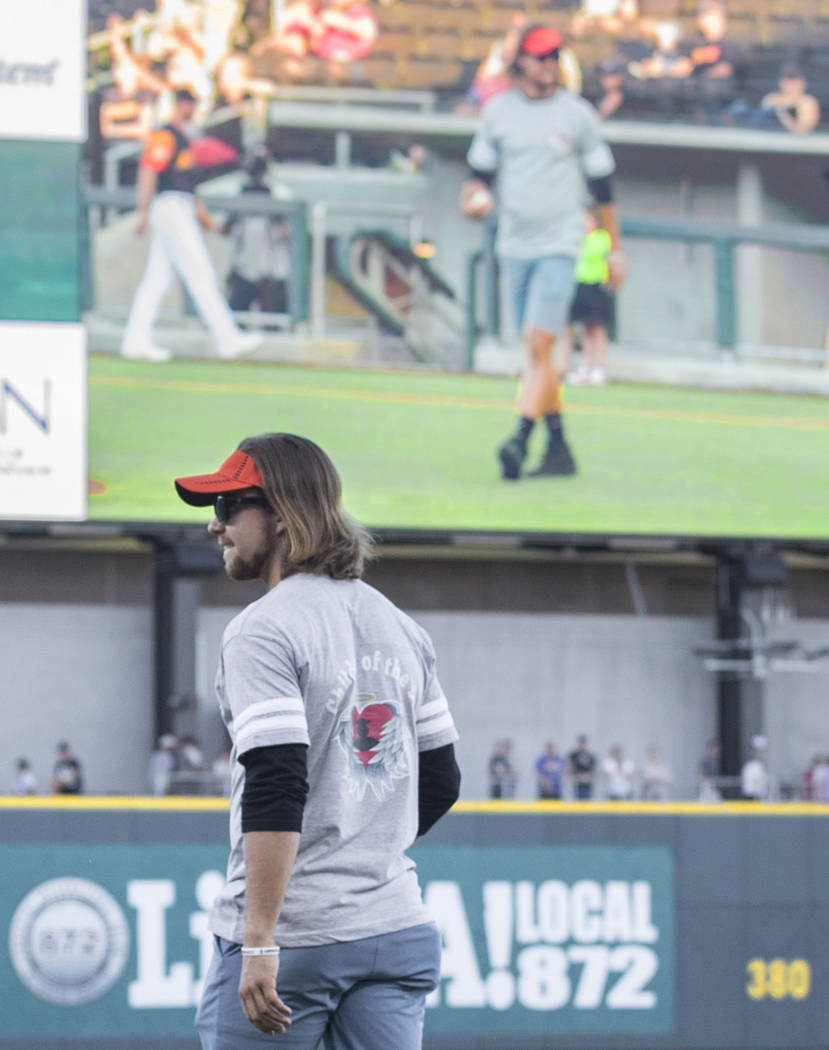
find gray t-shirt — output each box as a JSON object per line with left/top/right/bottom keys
{"left": 467, "top": 87, "right": 615, "bottom": 259}
{"left": 209, "top": 573, "right": 459, "bottom": 947}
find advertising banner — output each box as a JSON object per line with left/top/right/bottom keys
{"left": 0, "top": 840, "right": 671, "bottom": 1043}
{"left": 420, "top": 845, "right": 673, "bottom": 1038}
{"left": 0, "top": 0, "right": 86, "bottom": 142}
{"left": 2, "top": 806, "right": 829, "bottom": 1049}
{"left": 0, "top": 323, "right": 87, "bottom": 520}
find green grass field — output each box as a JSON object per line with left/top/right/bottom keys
{"left": 87, "top": 353, "right": 829, "bottom": 541}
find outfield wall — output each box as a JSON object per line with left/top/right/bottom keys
{"left": 3, "top": 549, "right": 829, "bottom": 801}
{"left": 2, "top": 799, "right": 828, "bottom": 1050}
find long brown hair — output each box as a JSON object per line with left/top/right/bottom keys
{"left": 238, "top": 433, "right": 374, "bottom": 579}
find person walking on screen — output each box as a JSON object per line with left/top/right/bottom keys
{"left": 562, "top": 205, "right": 615, "bottom": 386}
{"left": 174, "top": 432, "right": 461, "bottom": 1049}
{"left": 462, "top": 23, "right": 625, "bottom": 479}
{"left": 122, "top": 88, "right": 263, "bottom": 363}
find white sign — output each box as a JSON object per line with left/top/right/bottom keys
{"left": 8, "top": 878, "right": 130, "bottom": 1005}
{"left": 0, "top": 0, "right": 85, "bottom": 141}
{"left": 0, "top": 322, "right": 87, "bottom": 521}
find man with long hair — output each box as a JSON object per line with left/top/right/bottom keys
{"left": 462, "top": 24, "right": 625, "bottom": 480}
{"left": 175, "top": 433, "right": 460, "bottom": 1049}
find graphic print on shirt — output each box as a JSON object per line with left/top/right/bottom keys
{"left": 336, "top": 692, "right": 409, "bottom": 801}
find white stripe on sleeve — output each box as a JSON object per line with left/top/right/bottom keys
{"left": 417, "top": 711, "right": 456, "bottom": 738}
{"left": 236, "top": 715, "right": 310, "bottom": 752}
{"left": 232, "top": 696, "right": 305, "bottom": 734}
{"left": 418, "top": 696, "right": 450, "bottom": 722}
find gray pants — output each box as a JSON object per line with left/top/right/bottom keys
{"left": 196, "top": 923, "right": 441, "bottom": 1050}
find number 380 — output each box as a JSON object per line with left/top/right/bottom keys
{"left": 746, "top": 958, "right": 810, "bottom": 1000}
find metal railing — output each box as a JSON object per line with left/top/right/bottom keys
{"left": 81, "top": 185, "right": 310, "bottom": 327}
{"left": 467, "top": 215, "right": 829, "bottom": 365}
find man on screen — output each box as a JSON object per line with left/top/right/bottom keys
{"left": 174, "top": 433, "right": 460, "bottom": 1049}
{"left": 121, "top": 88, "right": 262, "bottom": 362}
{"left": 462, "top": 24, "right": 625, "bottom": 480}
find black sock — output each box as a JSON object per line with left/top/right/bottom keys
{"left": 544, "top": 412, "right": 564, "bottom": 448}
{"left": 514, "top": 416, "right": 535, "bottom": 450}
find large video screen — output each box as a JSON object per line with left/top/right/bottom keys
{"left": 72, "top": 0, "right": 829, "bottom": 539}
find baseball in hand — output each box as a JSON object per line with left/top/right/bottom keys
{"left": 463, "top": 184, "right": 495, "bottom": 218}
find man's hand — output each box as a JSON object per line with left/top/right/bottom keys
{"left": 607, "top": 250, "right": 626, "bottom": 290}
{"left": 238, "top": 954, "right": 292, "bottom": 1035}
{"left": 460, "top": 180, "right": 495, "bottom": 219}
{"left": 135, "top": 215, "right": 148, "bottom": 235}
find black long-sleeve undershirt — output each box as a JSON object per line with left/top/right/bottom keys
{"left": 239, "top": 741, "right": 461, "bottom": 837}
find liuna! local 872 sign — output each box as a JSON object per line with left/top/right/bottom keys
{"left": 0, "top": 842, "right": 672, "bottom": 1042}
{"left": 421, "top": 845, "right": 673, "bottom": 1039}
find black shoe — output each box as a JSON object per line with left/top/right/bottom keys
{"left": 498, "top": 437, "right": 526, "bottom": 480}
{"left": 527, "top": 441, "right": 577, "bottom": 477}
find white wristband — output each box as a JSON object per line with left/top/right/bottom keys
{"left": 241, "top": 946, "right": 280, "bottom": 957}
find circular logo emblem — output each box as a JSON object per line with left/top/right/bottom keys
{"left": 8, "top": 878, "right": 130, "bottom": 1005}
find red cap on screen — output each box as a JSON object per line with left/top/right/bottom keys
{"left": 519, "top": 26, "right": 563, "bottom": 56}
{"left": 174, "top": 449, "right": 263, "bottom": 506}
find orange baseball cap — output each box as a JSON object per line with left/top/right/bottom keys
{"left": 519, "top": 26, "right": 563, "bottom": 56}
{"left": 175, "top": 449, "right": 264, "bottom": 506}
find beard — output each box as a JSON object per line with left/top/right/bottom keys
{"left": 222, "top": 531, "right": 279, "bottom": 582}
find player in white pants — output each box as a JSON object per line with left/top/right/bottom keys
{"left": 122, "top": 89, "right": 262, "bottom": 363}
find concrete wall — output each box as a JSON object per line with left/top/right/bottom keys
{"left": 195, "top": 607, "right": 716, "bottom": 802}
{"left": 2, "top": 603, "right": 154, "bottom": 795}
{"left": 2, "top": 546, "right": 829, "bottom": 800}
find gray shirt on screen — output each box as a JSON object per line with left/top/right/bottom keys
{"left": 208, "top": 573, "right": 459, "bottom": 948}
{"left": 467, "top": 87, "right": 616, "bottom": 259}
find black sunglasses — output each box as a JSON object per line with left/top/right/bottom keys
{"left": 524, "top": 48, "right": 560, "bottom": 62}
{"left": 214, "top": 492, "right": 268, "bottom": 524}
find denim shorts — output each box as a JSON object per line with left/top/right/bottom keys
{"left": 500, "top": 253, "right": 578, "bottom": 338}
{"left": 196, "top": 923, "right": 441, "bottom": 1050}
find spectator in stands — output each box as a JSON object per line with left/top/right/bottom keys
{"left": 571, "top": 0, "right": 644, "bottom": 40}
{"left": 148, "top": 733, "right": 179, "bottom": 796}
{"left": 595, "top": 57, "right": 627, "bottom": 119}
{"left": 568, "top": 733, "right": 598, "bottom": 799}
{"left": 313, "top": 0, "right": 379, "bottom": 76}
{"left": 179, "top": 734, "right": 206, "bottom": 772}
{"left": 535, "top": 741, "right": 566, "bottom": 799}
{"left": 811, "top": 754, "right": 829, "bottom": 803}
{"left": 52, "top": 742, "right": 84, "bottom": 795}
{"left": 264, "top": 0, "right": 320, "bottom": 78}
{"left": 679, "top": 0, "right": 743, "bottom": 118}
{"left": 741, "top": 734, "right": 769, "bottom": 801}
{"left": 388, "top": 143, "right": 429, "bottom": 173}
{"left": 697, "top": 737, "right": 720, "bottom": 801}
{"left": 212, "top": 746, "right": 233, "bottom": 797}
{"left": 214, "top": 48, "right": 276, "bottom": 107}
{"left": 562, "top": 205, "right": 615, "bottom": 386}
{"left": 627, "top": 19, "right": 687, "bottom": 81}
{"left": 804, "top": 752, "right": 822, "bottom": 800}
{"left": 99, "top": 13, "right": 167, "bottom": 140}
{"left": 601, "top": 743, "right": 636, "bottom": 800}
{"left": 456, "top": 13, "right": 528, "bottom": 114}
{"left": 641, "top": 745, "right": 674, "bottom": 800}
{"left": 462, "top": 24, "right": 625, "bottom": 480}
{"left": 11, "top": 758, "right": 37, "bottom": 796}
{"left": 263, "top": 0, "right": 377, "bottom": 81}
{"left": 758, "top": 64, "right": 820, "bottom": 135}
{"left": 488, "top": 739, "right": 517, "bottom": 799}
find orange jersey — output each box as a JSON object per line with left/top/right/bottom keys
{"left": 140, "top": 125, "right": 197, "bottom": 192}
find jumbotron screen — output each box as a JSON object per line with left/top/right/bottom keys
{"left": 75, "top": 0, "right": 829, "bottom": 540}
